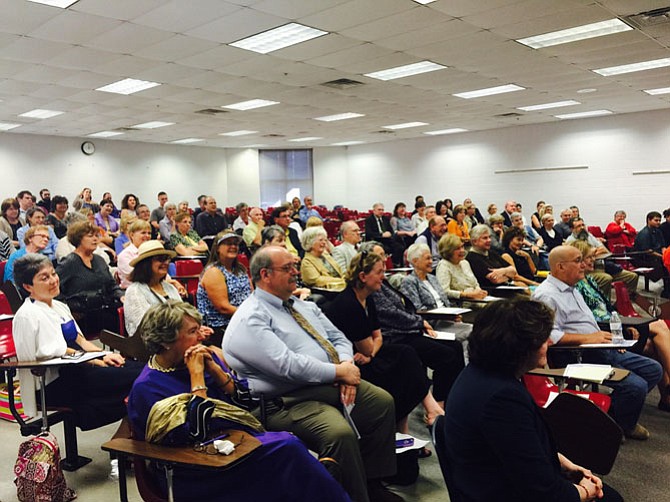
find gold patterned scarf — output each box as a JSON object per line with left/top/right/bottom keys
{"left": 146, "top": 393, "right": 264, "bottom": 444}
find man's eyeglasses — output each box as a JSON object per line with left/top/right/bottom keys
{"left": 560, "top": 257, "right": 583, "bottom": 264}
{"left": 268, "top": 263, "right": 298, "bottom": 273}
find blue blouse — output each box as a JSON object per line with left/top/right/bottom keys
{"left": 197, "top": 265, "right": 252, "bottom": 328}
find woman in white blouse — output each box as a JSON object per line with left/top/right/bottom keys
{"left": 435, "top": 233, "right": 487, "bottom": 301}
{"left": 12, "top": 253, "right": 140, "bottom": 429}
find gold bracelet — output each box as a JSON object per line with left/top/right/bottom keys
{"left": 191, "top": 385, "right": 207, "bottom": 393}
{"left": 221, "top": 373, "right": 233, "bottom": 387}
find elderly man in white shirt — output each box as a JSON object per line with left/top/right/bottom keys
{"left": 331, "top": 220, "right": 361, "bottom": 272}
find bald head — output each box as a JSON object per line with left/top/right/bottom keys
{"left": 548, "top": 245, "right": 585, "bottom": 286}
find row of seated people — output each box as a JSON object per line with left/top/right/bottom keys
{"left": 7, "top": 223, "right": 668, "bottom": 498}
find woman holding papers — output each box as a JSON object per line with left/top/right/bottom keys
{"left": 402, "top": 242, "right": 472, "bottom": 358}
{"left": 570, "top": 240, "right": 670, "bottom": 412}
{"left": 326, "top": 250, "right": 445, "bottom": 434}
{"left": 12, "top": 253, "right": 142, "bottom": 430}
{"left": 441, "top": 298, "right": 622, "bottom": 502}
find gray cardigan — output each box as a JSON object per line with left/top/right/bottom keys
{"left": 400, "top": 272, "right": 451, "bottom": 311}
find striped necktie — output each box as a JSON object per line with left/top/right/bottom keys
{"left": 283, "top": 299, "right": 340, "bottom": 364}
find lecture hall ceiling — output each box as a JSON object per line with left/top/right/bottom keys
{"left": 0, "top": 0, "right": 670, "bottom": 147}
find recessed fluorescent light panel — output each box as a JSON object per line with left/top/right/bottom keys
{"left": 412, "top": 0, "right": 437, "bottom": 4}
{"left": 171, "top": 138, "right": 203, "bottom": 144}
{"left": 314, "top": 113, "right": 365, "bottom": 122}
{"left": 423, "top": 128, "right": 468, "bottom": 135}
{"left": 364, "top": 61, "right": 447, "bottom": 81}
{"left": 288, "top": 137, "right": 322, "bottom": 142}
{"left": 383, "top": 122, "right": 428, "bottom": 130}
{"left": 644, "top": 86, "right": 670, "bottom": 95}
{"left": 87, "top": 131, "right": 123, "bottom": 138}
{"left": 19, "top": 109, "right": 64, "bottom": 119}
{"left": 229, "top": 23, "right": 327, "bottom": 54}
{"left": 132, "top": 121, "right": 174, "bottom": 129}
{"left": 516, "top": 19, "right": 631, "bottom": 49}
{"left": 243, "top": 144, "right": 269, "bottom": 148}
{"left": 0, "top": 123, "right": 21, "bottom": 131}
{"left": 453, "top": 84, "right": 525, "bottom": 99}
{"left": 517, "top": 100, "right": 580, "bottom": 111}
{"left": 554, "top": 110, "right": 613, "bottom": 119}
{"left": 219, "top": 130, "right": 258, "bottom": 136}
{"left": 96, "top": 78, "right": 161, "bottom": 95}
{"left": 593, "top": 57, "right": 670, "bottom": 76}
{"left": 27, "top": 0, "right": 79, "bottom": 7}
{"left": 222, "top": 99, "right": 280, "bottom": 111}
{"left": 331, "top": 141, "right": 365, "bottom": 146}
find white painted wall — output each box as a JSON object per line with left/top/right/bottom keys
{"left": 1, "top": 107, "right": 669, "bottom": 230}
{"left": 0, "top": 133, "right": 228, "bottom": 210}
{"left": 320, "top": 108, "right": 670, "bottom": 229}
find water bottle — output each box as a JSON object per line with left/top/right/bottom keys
{"left": 609, "top": 311, "right": 624, "bottom": 345}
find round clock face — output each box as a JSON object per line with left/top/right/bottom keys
{"left": 81, "top": 141, "right": 95, "bottom": 155}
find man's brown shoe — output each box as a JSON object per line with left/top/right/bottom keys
{"left": 624, "top": 423, "right": 650, "bottom": 440}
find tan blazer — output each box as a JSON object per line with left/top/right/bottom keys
{"left": 300, "top": 252, "right": 346, "bottom": 290}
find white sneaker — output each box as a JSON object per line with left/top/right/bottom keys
{"left": 109, "top": 458, "right": 119, "bottom": 481}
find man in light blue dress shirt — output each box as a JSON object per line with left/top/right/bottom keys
{"left": 532, "top": 246, "right": 662, "bottom": 440}
{"left": 224, "top": 246, "right": 398, "bottom": 502}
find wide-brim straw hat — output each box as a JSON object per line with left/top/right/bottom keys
{"left": 130, "top": 240, "right": 176, "bottom": 267}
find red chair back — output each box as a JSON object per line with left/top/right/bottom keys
{"left": 174, "top": 260, "right": 203, "bottom": 276}
{"left": 0, "top": 261, "right": 6, "bottom": 282}
{"left": 237, "top": 254, "right": 249, "bottom": 271}
{"left": 588, "top": 226, "right": 605, "bottom": 239}
{"left": 522, "top": 374, "right": 611, "bottom": 413}
{"left": 613, "top": 281, "right": 640, "bottom": 317}
{"left": 117, "top": 307, "right": 126, "bottom": 337}
{"left": 0, "top": 319, "right": 16, "bottom": 360}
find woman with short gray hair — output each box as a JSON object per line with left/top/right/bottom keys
{"left": 401, "top": 242, "right": 452, "bottom": 312}
{"left": 299, "top": 226, "right": 345, "bottom": 290}
{"left": 127, "top": 301, "right": 349, "bottom": 501}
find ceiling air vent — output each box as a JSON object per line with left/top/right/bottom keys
{"left": 262, "top": 133, "right": 286, "bottom": 138}
{"left": 114, "top": 127, "right": 140, "bottom": 131}
{"left": 321, "top": 78, "right": 365, "bottom": 90}
{"left": 373, "top": 130, "right": 395, "bottom": 134}
{"left": 495, "top": 112, "right": 523, "bottom": 118}
{"left": 195, "top": 108, "right": 229, "bottom": 115}
{"left": 623, "top": 7, "right": 670, "bottom": 29}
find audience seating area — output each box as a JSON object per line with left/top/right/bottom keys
{"left": 2, "top": 190, "right": 670, "bottom": 501}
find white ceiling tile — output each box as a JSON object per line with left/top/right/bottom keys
{"left": 0, "top": 0, "right": 61, "bottom": 34}
{"left": 0, "top": 37, "right": 73, "bottom": 64}
{"left": 305, "top": 42, "right": 395, "bottom": 70}
{"left": 272, "top": 33, "right": 362, "bottom": 62}
{"left": 252, "top": 0, "right": 351, "bottom": 19}
{"left": 132, "top": 0, "right": 241, "bottom": 32}
{"left": 71, "top": 0, "right": 168, "bottom": 21}
{"left": 298, "top": 0, "right": 414, "bottom": 32}
{"left": 375, "top": 19, "right": 479, "bottom": 51}
{"left": 340, "top": 6, "right": 452, "bottom": 42}
{"left": 430, "top": 0, "right": 527, "bottom": 18}
{"left": 134, "top": 35, "right": 221, "bottom": 62}
{"left": 184, "top": 8, "right": 286, "bottom": 44}
{"left": 175, "top": 45, "right": 251, "bottom": 70}
{"left": 48, "top": 46, "right": 121, "bottom": 71}
{"left": 28, "top": 10, "right": 123, "bottom": 44}
{"left": 84, "top": 22, "right": 174, "bottom": 54}
{"left": 93, "top": 55, "right": 165, "bottom": 77}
